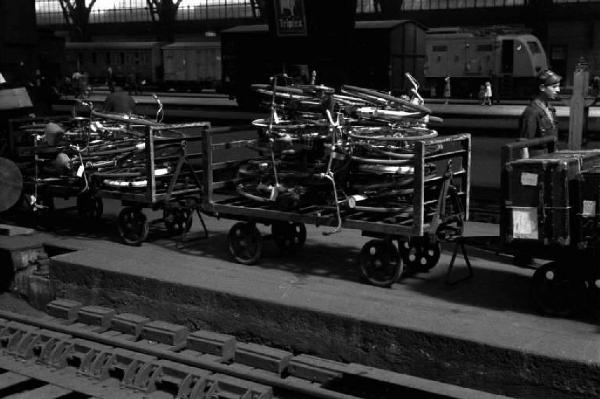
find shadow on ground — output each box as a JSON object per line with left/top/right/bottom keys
{"left": 3, "top": 203, "right": 598, "bottom": 324}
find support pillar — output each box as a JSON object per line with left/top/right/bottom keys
{"left": 568, "top": 58, "right": 589, "bottom": 150}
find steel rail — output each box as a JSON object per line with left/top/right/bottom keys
{"left": 0, "top": 310, "right": 360, "bottom": 399}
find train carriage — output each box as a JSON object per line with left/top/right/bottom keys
{"left": 162, "top": 41, "right": 222, "bottom": 90}
{"left": 64, "top": 41, "right": 163, "bottom": 86}
{"left": 63, "top": 40, "right": 221, "bottom": 90}
{"left": 60, "top": 24, "right": 548, "bottom": 101}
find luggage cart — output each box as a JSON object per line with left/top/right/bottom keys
{"left": 10, "top": 113, "right": 162, "bottom": 224}
{"left": 201, "top": 128, "right": 471, "bottom": 287}
{"left": 93, "top": 122, "right": 211, "bottom": 245}
{"left": 9, "top": 116, "right": 103, "bottom": 222}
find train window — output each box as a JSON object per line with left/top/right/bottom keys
{"left": 527, "top": 41, "right": 542, "bottom": 54}
{"left": 92, "top": 52, "right": 97, "bottom": 65}
{"left": 106, "top": 52, "right": 110, "bottom": 64}
{"left": 432, "top": 45, "right": 447, "bottom": 52}
{"left": 476, "top": 44, "right": 493, "bottom": 52}
{"left": 120, "top": 52, "right": 125, "bottom": 65}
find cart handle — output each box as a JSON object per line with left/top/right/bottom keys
{"left": 501, "top": 135, "right": 556, "bottom": 165}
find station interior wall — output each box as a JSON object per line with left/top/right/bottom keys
{"left": 547, "top": 20, "right": 599, "bottom": 86}
{"left": 31, "top": 4, "right": 600, "bottom": 92}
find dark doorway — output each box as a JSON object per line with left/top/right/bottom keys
{"left": 501, "top": 40, "right": 514, "bottom": 74}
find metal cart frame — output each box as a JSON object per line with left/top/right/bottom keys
{"left": 201, "top": 129, "right": 471, "bottom": 286}
{"left": 94, "top": 122, "right": 211, "bottom": 245}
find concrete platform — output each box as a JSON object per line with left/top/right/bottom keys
{"left": 1, "top": 207, "right": 599, "bottom": 398}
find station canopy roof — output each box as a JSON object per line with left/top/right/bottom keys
{"left": 222, "top": 20, "right": 421, "bottom": 34}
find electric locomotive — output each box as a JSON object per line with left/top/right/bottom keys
{"left": 425, "top": 26, "right": 548, "bottom": 99}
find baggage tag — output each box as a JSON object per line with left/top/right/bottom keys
{"left": 582, "top": 200, "right": 596, "bottom": 217}
{"left": 512, "top": 208, "right": 539, "bottom": 239}
{"left": 520, "top": 172, "right": 538, "bottom": 186}
{"left": 76, "top": 165, "right": 85, "bottom": 177}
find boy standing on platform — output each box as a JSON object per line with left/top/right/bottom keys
{"left": 519, "top": 70, "right": 561, "bottom": 140}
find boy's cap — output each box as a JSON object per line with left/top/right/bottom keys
{"left": 537, "top": 70, "right": 561, "bottom": 86}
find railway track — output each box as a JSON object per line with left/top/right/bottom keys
{"left": 0, "top": 301, "right": 512, "bottom": 399}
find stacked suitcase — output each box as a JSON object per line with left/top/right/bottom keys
{"left": 503, "top": 150, "right": 600, "bottom": 247}
{"left": 578, "top": 165, "right": 600, "bottom": 247}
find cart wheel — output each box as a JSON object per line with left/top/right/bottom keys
{"left": 531, "top": 262, "right": 584, "bottom": 317}
{"left": 31, "top": 195, "right": 55, "bottom": 229}
{"left": 586, "top": 276, "right": 600, "bottom": 309}
{"left": 180, "top": 208, "right": 193, "bottom": 231}
{"left": 117, "top": 207, "right": 149, "bottom": 246}
{"left": 164, "top": 208, "right": 192, "bottom": 236}
{"left": 272, "top": 222, "right": 306, "bottom": 253}
{"left": 228, "top": 222, "right": 262, "bottom": 265}
{"left": 402, "top": 238, "right": 441, "bottom": 273}
{"left": 514, "top": 252, "right": 533, "bottom": 267}
{"left": 77, "top": 194, "right": 103, "bottom": 220}
{"left": 359, "top": 239, "right": 403, "bottom": 288}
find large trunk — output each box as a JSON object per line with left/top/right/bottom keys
{"left": 504, "top": 150, "right": 600, "bottom": 246}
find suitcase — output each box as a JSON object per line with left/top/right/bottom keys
{"left": 577, "top": 166, "right": 600, "bottom": 247}
{"left": 503, "top": 150, "right": 600, "bottom": 246}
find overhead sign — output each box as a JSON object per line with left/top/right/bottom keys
{"left": 274, "top": 0, "right": 307, "bottom": 37}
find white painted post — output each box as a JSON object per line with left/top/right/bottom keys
{"left": 568, "top": 58, "right": 589, "bottom": 150}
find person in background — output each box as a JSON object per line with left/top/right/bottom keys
{"left": 103, "top": 83, "right": 136, "bottom": 114}
{"left": 483, "top": 81, "right": 493, "bottom": 106}
{"left": 134, "top": 64, "right": 143, "bottom": 95}
{"left": 72, "top": 85, "right": 93, "bottom": 118}
{"left": 78, "top": 71, "right": 89, "bottom": 97}
{"left": 106, "top": 66, "right": 114, "bottom": 92}
{"left": 33, "top": 69, "right": 54, "bottom": 116}
{"left": 62, "top": 75, "right": 72, "bottom": 95}
{"left": 591, "top": 75, "right": 600, "bottom": 97}
{"left": 478, "top": 85, "right": 485, "bottom": 105}
{"left": 126, "top": 64, "right": 141, "bottom": 95}
{"left": 443, "top": 76, "right": 451, "bottom": 104}
{"left": 72, "top": 70, "right": 83, "bottom": 95}
{"left": 17, "top": 61, "right": 28, "bottom": 87}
